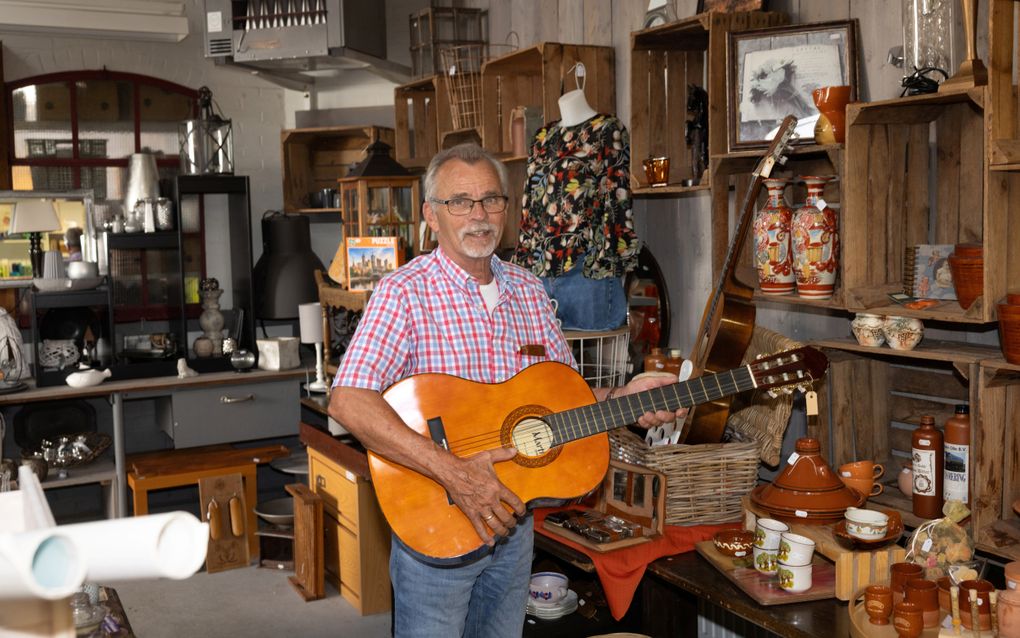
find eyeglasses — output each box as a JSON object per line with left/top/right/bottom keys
{"left": 430, "top": 195, "right": 509, "bottom": 216}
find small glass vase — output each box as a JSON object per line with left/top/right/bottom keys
{"left": 752, "top": 178, "right": 795, "bottom": 296}
{"left": 792, "top": 176, "right": 839, "bottom": 300}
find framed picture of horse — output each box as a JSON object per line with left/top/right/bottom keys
{"left": 727, "top": 20, "right": 858, "bottom": 150}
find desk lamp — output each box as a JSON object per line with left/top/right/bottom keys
{"left": 298, "top": 301, "right": 328, "bottom": 393}
{"left": 9, "top": 199, "right": 60, "bottom": 277}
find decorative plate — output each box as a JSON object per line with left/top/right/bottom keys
{"left": 833, "top": 510, "right": 903, "bottom": 549}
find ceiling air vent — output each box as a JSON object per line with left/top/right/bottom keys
{"left": 208, "top": 38, "right": 232, "bottom": 57}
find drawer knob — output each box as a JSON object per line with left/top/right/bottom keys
{"left": 220, "top": 394, "right": 255, "bottom": 404}
{"left": 316, "top": 475, "right": 326, "bottom": 488}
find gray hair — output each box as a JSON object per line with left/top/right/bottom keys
{"left": 423, "top": 143, "right": 509, "bottom": 202}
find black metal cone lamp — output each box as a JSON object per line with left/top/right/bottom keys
{"left": 253, "top": 211, "right": 324, "bottom": 320}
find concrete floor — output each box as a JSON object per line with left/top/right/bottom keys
{"left": 112, "top": 566, "right": 391, "bottom": 638}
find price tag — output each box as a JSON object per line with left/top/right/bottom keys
{"left": 922, "top": 538, "right": 933, "bottom": 552}
{"left": 817, "top": 198, "right": 828, "bottom": 210}
{"left": 805, "top": 390, "right": 819, "bottom": 416}
{"left": 918, "top": 440, "right": 931, "bottom": 447}
{"left": 795, "top": 510, "right": 808, "bottom": 518}
{"left": 787, "top": 452, "right": 801, "bottom": 465}
{"left": 345, "top": 470, "right": 356, "bottom": 482}
{"left": 207, "top": 11, "right": 223, "bottom": 33}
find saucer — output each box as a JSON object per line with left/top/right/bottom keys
{"left": 526, "top": 589, "right": 578, "bottom": 620}
{"left": 833, "top": 510, "right": 903, "bottom": 548}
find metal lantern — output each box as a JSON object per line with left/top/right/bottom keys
{"left": 178, "top": 86, "right": 234, "bottom": 175}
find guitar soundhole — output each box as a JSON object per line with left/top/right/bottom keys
{"left": 502, "top": 405, "right": 560, "bottom": 468}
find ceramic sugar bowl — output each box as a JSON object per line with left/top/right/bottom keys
{"left": 883, "top": 316, "right": 924, "bottom": 351}
{"left": 851, "top": 313, "right": 886, "bottom": 347}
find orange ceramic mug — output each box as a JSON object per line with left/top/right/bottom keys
{"left": 839, "top": 460, "right": 885, "bottom": 480}
{"left": 843, "top": 476, "right": 883, "bottom": 497}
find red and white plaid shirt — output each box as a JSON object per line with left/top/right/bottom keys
{"left": 333, "top": 247, "right": 576, "bottom": 392}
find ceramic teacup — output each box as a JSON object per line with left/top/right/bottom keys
{"left": 839, "top": 460, "right": 885, "bottom": 480}
{"left": 843, "top": 476, "right": 883, "bottom": 497}
{"left": 529, "top": 572, "right": 568, "bottom": 604}
{"left": 904, "top": 578, "right": 940, "bottom": 628}
{"left": 752, "top": 546, "right": 778, "bottom": 575}
{"left": 893, "top": 601, "right": 924, "bottom": 638}
{"left": 753, "top": 518, "right": 788, "bottom": 550}
{"left": 777, "top": 532, "right": 815, "bottom": 567}
{"left": 777, "top": 563, "right": 812, "bottom": 593}
{"left": 865, "top": 584, "right": 894, "bottom": 625}
{"left": 890, "top": 562, "right": 924, "bottom": 604}
{"left": 845, "top": 507, "right": 889, "bottom": 540}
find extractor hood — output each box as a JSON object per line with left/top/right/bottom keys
{"left": 203, "top": 0, "right": 410, "bottom": 90}
{"left": 0, "top": 0, "right": 189, "bottom": 42}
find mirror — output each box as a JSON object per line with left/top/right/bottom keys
{"left": 0, "top": 190, "right": 98, "bottom": 279}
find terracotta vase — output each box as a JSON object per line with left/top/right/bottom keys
{"left": 812, "top": 85, "right": 851, "bottom": 144}
{"left": 999, "top": 293, "right": 1020, "bottom": 364}
{"left": 792, "top": 176, "right": 839, "bottom": 300}
{"left": 753, "top": 178, "right": 795, "bottom": 296}
{"left": 948, "top": 243, "right": 984, "bottom": 310}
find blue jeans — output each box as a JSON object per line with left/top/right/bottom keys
{"left": 541, "top": 267, "right": 627, "bottom": 331}
{"left": 390, "top": 515, "right": 534, "bottom": 638}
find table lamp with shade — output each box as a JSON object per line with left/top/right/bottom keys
{"left": 9, "top": 199, "right": 60, "bottom": 277}
{"left": 298, "top": 301, "right": 329, "bottom": 393}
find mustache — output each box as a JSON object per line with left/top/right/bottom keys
{"left": 459, "top": 223, "right": 499, "bottom": 237}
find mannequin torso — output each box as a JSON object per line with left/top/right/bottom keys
{"left": 557, "top": 89, "right": 597, "bottom": 127}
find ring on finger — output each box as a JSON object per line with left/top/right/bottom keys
{"left": 483, "top": 513, "right": 495, "bottom": 521}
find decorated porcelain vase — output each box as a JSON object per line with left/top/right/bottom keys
{"left": 792, "top": 176, "right": 839, "bottom": 300}
{"left": 883, "top": 316, "right": 924, "bottom": 351}
{"left": 851, "top": 313, "right": 886, "bottom": 347}
{"left": 753, "top": 178, "right": 795, "bottom": 295}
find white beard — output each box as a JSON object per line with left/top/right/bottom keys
{"left": 458, "top": 223, "right": 500, "bottom": 258}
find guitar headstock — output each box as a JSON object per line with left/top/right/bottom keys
{"left": 753, "top": 115, "right": 799, "bottom": 180}
{"left": 748, "top": 346, "right": 828, "bottom": 397}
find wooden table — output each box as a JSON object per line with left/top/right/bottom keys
{"left": 0, "top": 367, "right": 308, "bottom": 517}
{"left": 534, "top": 534, "right": 851, "bottom": 638}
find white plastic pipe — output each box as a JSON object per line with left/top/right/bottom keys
{"left": 57, "top": 511, "right": 208, "bottom": 581}
{"left": 0, "top": 530, "right": 86, "bottom": 600}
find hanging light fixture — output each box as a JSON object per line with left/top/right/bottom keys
{"left": 178, "top": 86, "right": 234, "bottom": 175}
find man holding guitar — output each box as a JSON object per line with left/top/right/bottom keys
{"left": 329, "top": 143, "right": 686, "bottom": 638}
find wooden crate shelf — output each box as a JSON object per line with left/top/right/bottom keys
{"left": 843, "top": 89, "right": 1019, "bottom": 324}
{"left": 393, "top": 75, "right": 452, "bottom": 169}
{"left": 280, "top": 125, "right": 394, "bottom": 214}
{"left": 630, "top": 11, "right": 787, "bottom": 192}
{"left": 480, "top": 42, "right": 615, "bottom": 156}
{"left": 812, "top": 338, "right": 1020, "bottom": 563}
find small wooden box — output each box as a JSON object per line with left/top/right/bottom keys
{"left": 542, "top": 460, "right": 666, "bottom": 552}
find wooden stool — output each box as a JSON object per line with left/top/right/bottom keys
{"left": 126, "top": 444, "right": 289, "bottom": 558}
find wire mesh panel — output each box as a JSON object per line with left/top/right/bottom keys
{"left": 563, "top": 326, "right": 630, "bottom": 388}
{"left": 439, "top": 45, "right": 486, "bottom": 130}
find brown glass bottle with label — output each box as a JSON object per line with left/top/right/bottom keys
{"left": 643, "top": 348, "right": 666, "bottom": 373}
{"left": 912, "top": 415, "right": 944, "bottom": 518}
{"left": 943, "top": 404, "right": 971, "bottom": 505}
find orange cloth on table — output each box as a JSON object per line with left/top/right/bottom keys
{"left": 533, "top": 507, "right": 740, "bottom": 620}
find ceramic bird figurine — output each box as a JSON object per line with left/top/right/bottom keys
{"left": 65, "top": 365, "right": 111, "bottom": 388}
{"left": 177, "top": 358, "right": 199, "bottom": 379}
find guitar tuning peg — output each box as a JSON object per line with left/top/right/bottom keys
{"left": 782, "top": 386, "right": 794, "bottom": 395}
{"left": 755, "top": 353, "right": 764, "bottom": 360}
{"left": 777, "top": 155, "right": 789, "bottom": 165}
{"left": 767, "top": 389, "right": 778, "bottom": 399}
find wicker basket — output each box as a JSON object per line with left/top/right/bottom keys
{"left": 609, "top": 428, "right": 759, "bottom": 525}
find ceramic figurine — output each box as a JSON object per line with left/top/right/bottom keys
{"left": 177, "top": 358, "right": 198, "bottom": 379}
{"left": 198, "top": 278, "right": 225, "bottom": 355}
{"left": 851, "top": 313, "right": 886, "bottom": 347}
{"left": 65, "top": 365, "right": 111, "bottom": 388}
{"left": 753, "top": 178, "right": 795, "bottom": 295}
{"left": 792, "top": 175, "right": 839, "bottom": 300}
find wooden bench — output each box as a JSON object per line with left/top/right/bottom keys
{"left": 127, "top": 444, "right": 290, "bottom": 558}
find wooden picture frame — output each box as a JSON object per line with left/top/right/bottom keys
{"left": 727, "top": 20, "right": 858, "bottom": 150}
{"left": 345, "top": 236, "right": 402, "bottom": 292}
{"left": 697, "top": 0, "right": 765, "bottom": 13}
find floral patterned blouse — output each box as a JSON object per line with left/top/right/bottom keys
{"left": 513, "top": 114, "right": 638, "bottom": 280}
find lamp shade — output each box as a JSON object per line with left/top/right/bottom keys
{"left": 253, "top": 212, "right": 324, "bottom": 320}
{"left": 298, "top": 302, "right": 322, "bottom": 344}
{"left": 9, "top": 199, "right": 60, "bottom": 234}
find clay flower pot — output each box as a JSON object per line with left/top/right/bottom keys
{"left": 812, "top": 85, "right": 851, "bottom": 144}
{"left": 948, "top": 243, "right": 984, "bottom": 310}
{"left": 998, "top": 292, "right": 1020, "bottom": 364}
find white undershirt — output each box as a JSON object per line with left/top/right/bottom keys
{"left": 479, "top": 280, "right": 499, "bottom": 315}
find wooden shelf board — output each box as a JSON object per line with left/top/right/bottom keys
{"left": 981, "top": 356, "right": 1020, "bottom": 372}
{"left": 395, "top": 75, "right": 437, "bottom": 92}
{"left": 752, "top": 290, "right": 846, "bottom": 310}
{"left": 40, "top": 456, "right": 115, "bottom": 490}
{"left": 848, "top": 301, "right": 990, "bottom": 324}
{"left": 633, "top": 182, "right": 711, "bottom": 196}
{"left": 976, "top": 519, "right": 1020, "bottom": 562}
{"left": 288, "top": 208, "right": 342, "bottom": 215}
{"left": 812, "top": 337, "right": 1001, "bottom": 364}
{"left": 712, "top": 143, "right": 843, "bottom": 162}
{"left": 481, "top": 43, "right": 548, "bottom": 72}
{"left": 847, "top": 88, "right": 985, "bottom": 126}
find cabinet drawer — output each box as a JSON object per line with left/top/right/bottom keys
{"left": 166, "top": 379, "right": 299, "bottom": 448}
{"left": 310, "top": 454, "right": 359, "bottom": 531}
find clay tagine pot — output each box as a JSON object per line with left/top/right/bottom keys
{"left": 752, "top": 438, "right": 866, "bottom": 523}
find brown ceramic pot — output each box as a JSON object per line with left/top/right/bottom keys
{"left": 812, "top": 85, "right": 851, "bottom": 144}
{"left": 960, "top": 579, "right": 994, "bottom": 630}
{"left": 904, "top": 578, "right": 939, "bottom": 628}
{"left": 713, "top": 529, "right": 755, "bottom": 557}
{"left": 865, "top": 585, "right": 894, "bottom": 625}
{"left": 999, "top": 300, "right": 1020, "bottom": 364}
{"left": 1006, "top": 561, "right": 1020, "bottom": 592}
{"left": 936, "top": 576, "right": 952, "bottom": 612}
{"left": 890, "top": 562, "right": 924, "bottom": 605}
{"left": 999, "top": 588, "right": 1020, "bottom": 638}
{"left": 893, "top": 601, "right": 924, "bottom": 638}
{"left": 948, "top": 243, "right": 984, "bottom": 310}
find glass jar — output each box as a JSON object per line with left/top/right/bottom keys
{"left": 902, "top": 0, "right": 955, "bottom": 75}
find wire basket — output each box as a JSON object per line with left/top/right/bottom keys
{"left": 439, "top": 44, "right": 487, "bottom": 130}
{"left": 564, "top": 326, "right": 630, "bottom": 388}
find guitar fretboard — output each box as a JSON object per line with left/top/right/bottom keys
{"left": 547, "top": 366, "right": 757, "bottom": 446}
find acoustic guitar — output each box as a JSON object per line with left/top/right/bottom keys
{"left": 370, "top": 346, "right": 827, "bottom": 563}
{"left": 682, "top": 115, "right": 800, "bottom": 444}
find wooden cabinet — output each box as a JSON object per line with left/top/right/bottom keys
{"left": 630, "top": 11, "right": 787, "bottom": 195}
{"left": 280, "top": 126, "right": 395, "bottom": 215}
{"left": 307, "top": 446, "right": 391, "bottom": 615}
